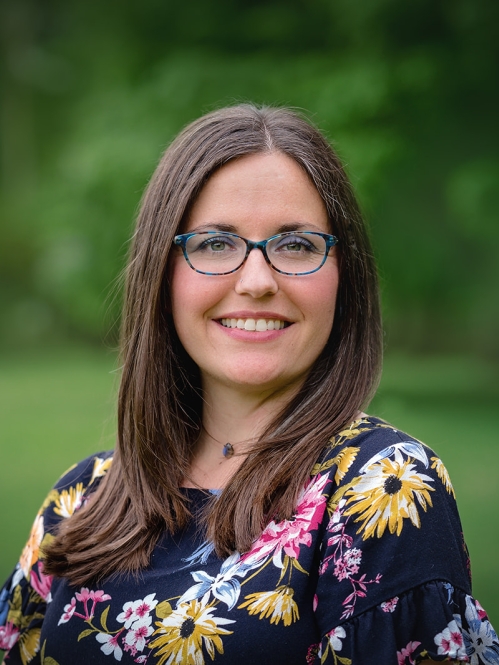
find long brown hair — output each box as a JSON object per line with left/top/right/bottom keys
{"left": 44, "top": 104, "right": 382, "bottom": 585}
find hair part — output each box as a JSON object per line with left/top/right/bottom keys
{"left": 44, "top": 104, "right": 382, "bottom": 585}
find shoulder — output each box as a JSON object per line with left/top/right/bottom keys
{"left": 313, "top": 415, "right": 439, "bottom": 476}
{"left": 312, "top": 416, "right": 463, "bottom": 558}
{"left": 311, "top": 415, "right": 471, "bottom": 613}
{"left": 20, "top": 451, "right": 114, "bottom": 572}
{"left": 0, "top": 452, "right": 114, "bottom": 658}
{"left": 13, "top": 451, "right": 113, "bottom": 584}
{"left": 312, "top": 415, "right": 456, "bottom": 506}
{"left": 41, "top": 451, "right": 114, "bottom": 535}
{"left": 308, "top": 418, "right": 499, "bottom": 665}
{"left": 51, "top": 451, "right": 114, "bottom": 496}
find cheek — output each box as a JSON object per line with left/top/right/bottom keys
{"left": 169, "top": 264, "right": 226, "bottom": 341}
{"left": 303, "top": 266, "right": 339, "bottom": 329}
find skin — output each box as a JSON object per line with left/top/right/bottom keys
{"left": 169, "top": 151, "right": 339, "bottom": 488}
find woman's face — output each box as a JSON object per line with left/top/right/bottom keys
{"left": 170, "top": 152, "right": 339, "bottom": 398}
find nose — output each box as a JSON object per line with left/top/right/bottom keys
{"left": 234, "top": 247, "right": 279, "bottom": 298}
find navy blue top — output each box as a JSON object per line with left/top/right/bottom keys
{"left": 1, "top": 416, "right": 498, "bottom": 664}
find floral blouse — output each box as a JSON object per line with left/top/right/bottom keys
{"left": 1, "top": 416, "right": 498, "bottom": 665}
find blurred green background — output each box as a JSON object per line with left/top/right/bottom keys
{"left": 1, "top": 0, "right": 498, "bottom": 634}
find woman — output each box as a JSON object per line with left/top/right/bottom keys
{"left": 1, "top": 104, "right": 498, "bottom": 665}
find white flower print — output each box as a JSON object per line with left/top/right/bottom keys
{"left": 58, "top": 597, "right": 77, "bottom": 624}
{"left": 181, "top": 540, "right": 216, "bottom": 569}
{"left": 328, "top": 625, "right": 346, "bottom": 651}
{"left": 177, "top": 552, "right": 259, "bottom": 610}
{"left": 96, "top": 631, "right": 124, "bottom": 661}
{"left": 460, "top": 595, "right": 499, "bottom": 665}
{"left": 117, "top": 593, "right": 158, "bottom": 629}
{"left": 434, "top": 619, "right": 466, "bottom": 659}
{"left": 124, "top": 615, "right": 153, "bottom": 652}
{"left": 381, "top": 596, "right": 399, "bottom": 613}
{"left": 54, "top": 483, "right": 85, "bottom": 518}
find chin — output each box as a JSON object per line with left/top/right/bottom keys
{"left": 221, "top": 368, "right": 305, "bottom": 395}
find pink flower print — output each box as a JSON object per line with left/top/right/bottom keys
{"left": 333, "top": 548, "right": 362, "bottom": 581}
{"left": 30, "top": 561, "right": 53, "bottom": 602}
{"left": 397, "top": 641, "right": 421, "bottom": 665}
{"left": 381, "top": 596, "right": 399, "bottom": 613}
{"left": 58, "top": 597, "right": 77, "bottom": 624}
{"left": 75, "top": 587, "right": 92, "bottom": 603}
{"left": 0, "top": 621, "right": 20, "bottom": 650}
{"left": 96, "top": 631, "right": 124, "bottom": 661}
{"left": 327, "top": 625, "right": 346, "bottom": 651}
{"left": 134, "top": 657, "right": 148, "bottom": 664}
{"left": 434, "top": 620, "right": 466, "bottom": 659}
{"left": 91, "top": 590, "right": 112, "bottom": 603}
{"left": 243, "top": 474, "right": 330, "bottom": 567}
{"left": 75, "top": 587, "right": 111, "bottom": 620}
{"left": 475, "top": 599, "right": 489, "bottom": 621}
{"left": 117, "top": 594, "right": 158, "bottom": 629}
{"left": 124, "top": 643, "right": 138, "bottom": 657}
{"left": 124, "top": 615, "right": 153, "bottom": 653}
{"left": 306, "top": 643, "right": 320, "bottom": 664}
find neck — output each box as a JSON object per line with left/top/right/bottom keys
{"left": 182, "top": 380, "right": 300, "bottom": 489}
{"left": 201, "top": 379, "right": 297, "bottom": 449}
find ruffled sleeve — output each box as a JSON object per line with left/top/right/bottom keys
{"left": 310, "top": 417, "right": 499, "bottom": 665}
{"left": 0, "top": 452, "right": 113, "bottom": 663}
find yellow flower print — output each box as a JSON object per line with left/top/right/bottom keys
{"left": 343, "top": 450, "right": 434, "bottom": 539}
{"left": 336, "top": 422, "right": 370, "bottom": 441}
{"left": 20, "top": 514, "right": 44, "bottom": 578}
{"left": 90, "top": 456, "right": 113, "bottom": 484}
{"left": 39, "top": 489, "right": 59, "bottom": 513}
{"left": 312, "top": 447, "right": 359, "bottom": 482}
{"left": 238, "top": 586, "right": 299, "bottom": 626}
{"left": 332, "top": 448, "right": 359, "bottom": 484}
{"left": 18, "top": 626, "right": 41, "bottom": 665}
{"left": 329, "top": 419, "right": 372, "bottom": 448}
{"left": 431, "top": 457, "right": 455, "bottom": 497}
{"left": 148, "top": 599, "right": 234, "bottom": 665}
{"left": 54, "top": 483, "right": 84, "bottom": 518}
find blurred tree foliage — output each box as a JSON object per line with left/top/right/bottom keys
{"left": 0, "top": 0, "right": 498, "bottom": 354}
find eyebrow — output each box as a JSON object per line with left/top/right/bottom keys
{"left": 187, "top": 221, "right": 322, "bottom": 234}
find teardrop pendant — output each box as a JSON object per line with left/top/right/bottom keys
{"left": 222, "top": 443, "right": 234, "bottom": 458}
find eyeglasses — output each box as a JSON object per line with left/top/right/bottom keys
{"left": 173, "top": 231, "right": 338, "bottom": 276}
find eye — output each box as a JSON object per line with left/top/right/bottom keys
{"left": 194, "top": 234, "right": 238, "bottom": 253}
{"left": 273, "top": 234, "right": 319, "bottom": 253}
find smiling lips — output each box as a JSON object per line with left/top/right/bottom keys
{"left": 219, "top": 318, "right": 290, "bottom": 331}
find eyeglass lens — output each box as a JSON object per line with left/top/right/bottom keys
{"left": 184, "top": 232, "right": 329, "bottom": 274}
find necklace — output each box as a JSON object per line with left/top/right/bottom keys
{"left": 201, "top": 426, "right": 236, "bottom": 459}
{"left": 222, "top": 443, "right": 235, "bottom": 458}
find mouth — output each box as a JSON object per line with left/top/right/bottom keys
{"left": 219, "top": 318, "right": 291, "bottom": 331}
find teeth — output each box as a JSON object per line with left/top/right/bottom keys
{"left": 220, "top": 318, "right": 287, "bottom": 331}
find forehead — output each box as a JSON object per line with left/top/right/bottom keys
{"left": 184, "top": 152, "right": 329, "bottom": 235}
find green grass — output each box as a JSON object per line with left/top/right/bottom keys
{"left": 0, "top": 347, "right": 118, "bottom": 585}
{"left": 1, "top": 347, "right": 498, "bottom": 631}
